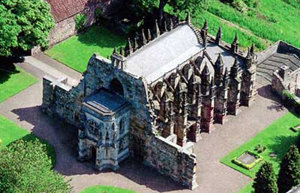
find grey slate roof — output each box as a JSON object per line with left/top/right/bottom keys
{"left": 83, "top": 89, "right": 129, "bottom": 115}
{"left": 206, "top": 43, "right": 244, "bottom": 69}
{"left": 124, "top": 24, "right": 204, "bottom": 83}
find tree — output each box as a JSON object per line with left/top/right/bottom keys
{"left": 253, "top": 162, "right": 278, "bottom": 193}
{"left": 0, "top": 0, "right": 55, "bottom": 57}
{"left": 277, "top": 145, "right": 300, "bottom": 193}
{"left": 134, "top": 0, "right": 197, "bottom": 24}
{"left": 0, "top": 139, "right": 71, "bottom": 193}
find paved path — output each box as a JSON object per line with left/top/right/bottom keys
{"left": 0, "top": 55, "right": 288, "bottom": 193}
{"left": 18, "top": 53, "right": 82, "bottom": 85}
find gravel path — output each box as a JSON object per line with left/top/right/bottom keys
{"left": 0, "top": 55, "right": 288, "bottom": 193}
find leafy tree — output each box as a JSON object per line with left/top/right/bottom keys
{"left": 0, "top": 139, "right": 71, "bottom": 193}
{"left": 0, "top": 0, "right": 55, "bottom": 57}
{"left": 277, "top": 145, "right": 300, "bottom": 193}
{"left": 0, "top": 5, "right": 20, "bottom": 57}
{"left": 134, "top": 0, "right": 197, "bottom": 24}
{"left": 253, "top": 162, "right": 278, "bottom": 193}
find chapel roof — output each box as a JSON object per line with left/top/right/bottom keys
{"left": 123, "top": 24, "right": 204, "bottom": 83}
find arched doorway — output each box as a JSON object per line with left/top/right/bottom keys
{"left": 110, "top": 78, "right": 124, "bottom": 96}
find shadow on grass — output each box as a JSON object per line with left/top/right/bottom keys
{"left": 77, "top": 26, "right": 126, "bottom": 51}
{"left": 267, "top": 135, "right": 299, "bottom": 162}
{"left": 0, "top": 57, "right": 21, "bottom": 85}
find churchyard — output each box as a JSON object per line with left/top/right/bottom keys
{"left": 221, "top": 112, "right": 300, "bottom": 192}
{"left": 0, "top": 0, "right": 299, "bottom": 192}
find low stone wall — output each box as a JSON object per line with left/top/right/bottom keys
{"left": 144, "top": 134, "right": 198, "bottom": 190}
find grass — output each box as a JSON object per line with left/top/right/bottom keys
{"left": 0, "top": 66, "right": 37, "bottom": 103}
{"left": 168, "top": 0, "right": 300, "bottom": 50}
{"left": 81, "top": 185, "right": 137, "bottom": 193}
{"left": 46, "top": 26, "right": 126, "bottom": 73}
{"left": 221, "top": 112, "right": 300, "bottom": 193}
{"left": 0, "top": 115, "right": 56, "bottom": 167}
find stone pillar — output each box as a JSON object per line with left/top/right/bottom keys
{"left": 188, "top": 81, "right": 202, "bottom": 142}
{"left": 241, "top": 48, "right": 257, "bottom": 106}
{"left": 77, "top": 128, "right": 88, "bottom": 161}
{"left": 227, "top": 59, "right": 241, "bottom": 115}
{"left": 201, "top": 78, "right": 215, "bottom": 133}
{"left": 176, "top": 83, "right": 188, "bottom": 146}
{"left": 214, "top": 69, "right": 229, "bottom": 124}
{"left": 162, "top": 100, "right": 175, "bottom": 138}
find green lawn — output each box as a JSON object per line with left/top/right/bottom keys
{"left": 81, "top": 185, "right": 137, "bottom": 193}
{"left": 0, "top": 115, "right": 56, "bottom": 167}
{"left": 46, "top": 26, "right": 126, "bottom": 73}
{"left": 0, "top": 66, "right": 37, "bottom": 103}
{"left": 221, "top": 112, "right": 300, "bottom": 193}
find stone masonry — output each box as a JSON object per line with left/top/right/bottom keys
{"left": 42, "top": 16, "right": 257, "bottom": 190}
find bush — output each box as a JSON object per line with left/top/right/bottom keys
{"left": 282, "top": 90, "right": 300, "bottom": 114}
{"left": 255, "top": 144, "right": 267, "bottom": 153}
{"left": 0, "top": 139, "right": 71, "bottom": 193}
{"left": 75, "top": 13, "right": 87, "bottom": 31}
{"left": 233, "top": 151, "right": 263, "bottom": 170}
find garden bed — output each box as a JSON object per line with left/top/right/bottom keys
{"left": 233, "top": 151, "right": 263, "bottom": 170}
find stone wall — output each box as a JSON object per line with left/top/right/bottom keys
{"left": 272, "top": 68, "right": 300, "bottom": 96}
{"left": 144, "top": 134, "right": 198, "bottom": 190}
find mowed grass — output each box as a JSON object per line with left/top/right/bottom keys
{"left": 0, "top": 115, "right": 29, "bottom": 146}
{"left": 81, "top": 185, "right": 137, "bottom": 193}
{"left": 0, "top": 115, "right": 56, "bottom": 167}
{"left": 46, "top": 26, "right": 126, "bottom": 73}
{"left": 0, "top": 66, "right": 37, "bottom": 103}
{"left": 221, "top": 112, "right": 300, "bottom": 193}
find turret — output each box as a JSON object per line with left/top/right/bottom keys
{"left": 216, "top": 27, "right": 222, "bottom": 45}
{"left": 155, "top": 20, "right": 160, "bottom": 37}
{"left": 231, "top": 33, "right": 239, "bottom": 54}
{"left": 230, "top": 57, "right": 239, "bottom": 79}
{"left": 142, "top": 28, "right": 147, "bottom": 45}
{"left": 215, "top": 53, "right": 224, "bottom": 86}
{"left": 125, "top": 38, "right": 133, "bottom": 56}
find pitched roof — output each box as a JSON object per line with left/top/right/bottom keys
{"left": 124, "top": 24, "right": 203, "bottom": 83}
{"left": 45, "top": 0, "right": 99, "bottom": 22}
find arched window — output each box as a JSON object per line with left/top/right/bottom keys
{"left": 110, "top": 78, "right": 124, "bottom": 96}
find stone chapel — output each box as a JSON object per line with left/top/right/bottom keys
{"left": 42, "top": 15, "right": 257, "bottom": 189}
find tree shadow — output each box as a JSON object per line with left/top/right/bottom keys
{"left": 11, "top": 105, "right": 186, "bottom": 192}
{"left": 267, "top": 135, "right": 299, "bottom": 162}
{"left": 0, "top": 57, "right": 23, "bottom": 84}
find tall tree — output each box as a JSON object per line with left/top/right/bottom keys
{"left": 253, "top": 162, "right": 278, "bottom": 193}
{"left": 277, "top": 145, "right": 300, "bottom": 193}
{"left": 134, "top": 0, "right": 197, "bottom": 24}
{"left": 0, "top": 0, "right": 54, "bottom": 57}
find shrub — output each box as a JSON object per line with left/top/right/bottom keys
{"left": 75, "top": 13, "right": 87, "bottom": 31}
{"left": 0, "top": 139, "right": 71, "bottom": 193}
{"left": 255, "top": 144, "right": 267, "bottom": 153}
{"left": 253, "top": 162, "right": 278, "bottom": 193}
{"left": 233, "top": 151, "right": 263, "bottom": 170}
{"left": 95, "top": 8, "right": 102, "bottom": 23}
{"left": 277, "top": 145, "right": 300, "bottom": 193}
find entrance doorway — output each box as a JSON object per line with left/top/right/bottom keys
{"left": 90, "top": 146, "right": 97, "bottom": 164}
